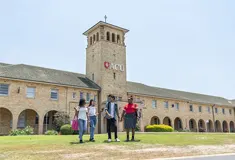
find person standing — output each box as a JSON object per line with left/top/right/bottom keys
{"left": 105, "top": 95, "right": 120, "bottom": 142}
{"left": 75, "top": 98, "right": 89, "bottom": 143}
{"left": 121, "top": 96, "right": 138, "bottom": 141}
{"left": 88, "top": 99, "right": 98, "bottom": 142}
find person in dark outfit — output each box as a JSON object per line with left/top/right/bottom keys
{"left": 105, "top": 95, "right": 120, "bottom": 142}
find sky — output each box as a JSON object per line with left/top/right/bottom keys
{"left": 0, "top": 0, "right": 235, "bottom": 99}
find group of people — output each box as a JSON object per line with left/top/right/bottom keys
{"left": 74, "top": 94, "right": 141, "bottom": 143}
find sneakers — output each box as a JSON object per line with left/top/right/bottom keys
{"left": 89, "top": 138, "right": 95, "bottom": 142}
{"left": 80, "top": 140, "right": 84, "bottom": 143}
{"left": 108, "top": 139, "right": 112, "bottom": 142}
{"left": 115, "top": 138, "right": 120, "bottom": 142}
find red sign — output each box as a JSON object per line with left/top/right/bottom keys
{"left": 104, "top": 62, "right": 110, "bottom": 69}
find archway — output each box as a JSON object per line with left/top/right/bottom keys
{"left": 198, "top": 119, "right": 206, "bottom": 132}
{"left": 43, "top": 110, "right": 58, "bottom": 133}
{"left": 0, "top": 108, "right": 12, "bottom": 135}
{"left": 163, "top": 117, "right": 171, "bottom": 126}
{"left": 17, "top": 109, "right": 39, "bottom": 134}
{"left": 222, "top": 121, "right": 228, "bottom": 132}
{"left": 206, "top": 120, "right": 214, "bottom": 132}
{"left": 189, "top": 119, "right": 197, "bottom": 132}
{"left": 174, "top": 117, "right": 183, "bottom": 131}
{"left": 150, "top": 116, "right": 160, "bottom": 125}
{"left": 230, "top": 121, "right": 235, "bottom": 132}
{"left": 215, "top": 120, "right": 222, "bottom": 132}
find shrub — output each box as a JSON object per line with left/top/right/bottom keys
{"left": 9, "top": 126, "right": 34, "bottom": 136}
{"left": 145, "top": 124, "right": 173, "bottom": 132}
{"left": 53, "top": 112, "right": 70, "bottom": 131}
{"left": 60, "top": 124, "right": 73, "bottom": 135}
{"left": 45, "top": 130, "right": 58, "bottom": 135}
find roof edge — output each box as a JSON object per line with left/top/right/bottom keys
{"left": 83, "top": 21, "right": 129, "bottom": 36}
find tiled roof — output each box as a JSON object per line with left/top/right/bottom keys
{"left": 0, "top": 62, "right": 233, "bottom": 106}
{"left": 127, "top": 81, "right": 234, "bottom": 107}
{"left": 0, "top": 64, "right": 100, "bottom": 90}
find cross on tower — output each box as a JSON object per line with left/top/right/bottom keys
{"left": 104, "top": 15, "right": 107, "bottom": 22}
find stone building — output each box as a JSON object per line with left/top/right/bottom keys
{"left": 0, "top": 21, "right": 235, "bottom": 135}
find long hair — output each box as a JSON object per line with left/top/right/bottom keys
{"left": 89, "top": 99, "right": 94, "bottom": 106}
{"left": 79, "top": 98, "right": 86, "bottom": 107}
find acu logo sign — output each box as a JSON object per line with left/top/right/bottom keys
{"left": 104, "top": 61, "right": 124, "bottom": 72}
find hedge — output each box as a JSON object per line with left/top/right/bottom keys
{"left": 145, "top": 124, "right": 174, "bottom": 132}
{"left": 60, "top": 124, "right": 73, "bottom": 135}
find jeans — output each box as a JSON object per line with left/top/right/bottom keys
{"left": 78, "top": 119, "right": 87, "bottom": 141}
{"left": 89, "top": 116, "right": 97, "bottom": 139}
{"left": 107, "top": 118, "right": 117, "bottom": 139}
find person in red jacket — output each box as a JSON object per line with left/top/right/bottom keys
{"left": 121, "top": 96, "right": 138, "bottom": 141}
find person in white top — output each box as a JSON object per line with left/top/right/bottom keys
{"left": 75, "top": 98, "right": 88, "bottom": 143}
{"left": 88, "top": 99, "right": 98, "bottom": 142}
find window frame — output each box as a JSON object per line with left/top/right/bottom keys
{"left": 152, "top": 100, "right": 157, "bottom": 108}
{"left": 0, "top": 84, "right": 9, "bottom": 96}
{"left": 164, "top": 101, "right": 169, "bottom": 109}
{"left": 72, "top": 92, "right": 76, "bottom": 99}
{"left": 50, "top": 89, "right": 58, "bottom": 100}
{"left": 199, "top": 106, "right": 202, "bottom": 113}
{"left": 26, "top": 87, "right": 36, "bottom": 98}
{"left": 189, "top": 105, "right": 193, "bottom": 112}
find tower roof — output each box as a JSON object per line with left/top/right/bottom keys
{"left": 83, "top": 21, "right": 129, "bottom": 36}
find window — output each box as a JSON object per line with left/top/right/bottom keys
{"left": 72, "top": 92, "right": 76, "bottom": 99}
{"left": 92, "top": 73, "right": 94, "bottom": 81}
{"left": 164, "top": 101, "right": 168, "bottom": 108}
{"left": 199, "top": 106, "right": 202, "bottom": 112}
{"left": 106, "top": 32, "right": 110, "bottom": 41}
{"left": 152, "top": 100, "right": 156, "bottom": 108}
{"left": 112, "top": 33, "right": 115, "bottom": 42}
{"left": 215, "top": 108, "right": 218, "bottom": 114}
{"left": 80, "top": 92, "right": 83, "bottom": 99}
{"left": 17, "top": 111, "right": 25, "bottom": 128}
{"left": 176, "top": 103, "right": 179, "bottom": 110}
{"left": 117, "top": 35, "right": 120, "bottom": 43}
{"left": 94, "top": 95, "right": 97, "bottom": 102}
{"left": 86, "top": 93, "right": 90, "bottom": 102}
{"left": 208, "top": 107, "right": 211, "bottom": 113}
{"left": 189, "top": 105, "right": 193, "bottom": 112}
{"left": 35, "top": 114, "right": 39, "bottom": 125}
{"left": 222, "top": 108, "right": 225, "bottom": 115}
{"left": 113, "top": 73, "right": 116, "bottom": 79}
{"left": 93, "top": 34, "right": 96, "bottom": 43}
{"left": 26, "top": 87, "right": 35, "bottom": 98}
{"left": 229, "top": 109, "right": 232, "bottom": 115}
{"left": 50, "top": 89, "right": 58, "bottom": 100}
{"left": 0, "top": 84, "right": 9, "bottom": 96}
{"left": 44, "top": 115, "right": 49, "bottom": 125}
{"left": 96, "top": 32, "right": 99, "bottom": 41}
{"left": 90, "top": 37, "right": 92, "bottom": 45}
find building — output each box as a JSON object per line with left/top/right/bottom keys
{"left": 0, "top": 21, "right": 235, "bottom": 135}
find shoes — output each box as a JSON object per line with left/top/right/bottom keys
{"left": 80, "top": 140, "right": 84, "bottom": 143}
{"left": 131, "top": 138, "right": 135, "bottom": 141}
{"left": 116, "top": 138, "right": 120, "bottom": 142}
{"left": 108, "top": 139, "right": 112, "bottom": 142}
{"left": 125, "top": 139, "right": 129, "bottom": 142}
{"left": 89, "top": 138, "right": 95, "bottom": 142}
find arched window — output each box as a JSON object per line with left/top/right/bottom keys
{"left": 96, "top": 32, "right": 99, "bottom": 41}
{"left": 112, "top": 33, "right": 115, "bottom": 42}
{"left": 106, "top": 32, "right": 110, "bottom": 41}
{"left": 93, "top": 34, "right": 96, "bottom": 43}
{"left": 90, "top": 37, "right": 92, "bottom": 45}
{"left": 117, "top": 35, "right": 120, "bottom": 43}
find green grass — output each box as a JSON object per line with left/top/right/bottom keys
{"left": 1, "top": 133, "right": 235, "bottom": 160}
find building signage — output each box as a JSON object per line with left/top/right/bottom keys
{"left": 104, "top": 61, "right": 124, "bottom": 72}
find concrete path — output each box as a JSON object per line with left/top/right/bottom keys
{"left": 152, "top": 153, "right": 235, "bottom": 160}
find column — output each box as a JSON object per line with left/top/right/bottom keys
{"left": 12, "top": 113, "right": 19, "bottom": 130}
{"left": 38, "top": 114, "right": 44, "bottom": 135}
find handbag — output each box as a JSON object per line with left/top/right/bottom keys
{"left": 71, "top": 116, "right": 79, "bottom": 131}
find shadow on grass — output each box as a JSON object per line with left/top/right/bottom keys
{"left": 70, "top": 140, "right": 90, "bottom": 144}
{"left": 103, "top": 140, "right": 141, "bottom": 143}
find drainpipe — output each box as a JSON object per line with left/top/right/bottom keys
{"left": 212, "top": 104, "right": 215, "bottom": 132}
{"left": 65, "top": 87, "right": 68, "bottom": 124}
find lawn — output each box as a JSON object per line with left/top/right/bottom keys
{"left": 1, "top": 133, "right": 235, "bottom": 160}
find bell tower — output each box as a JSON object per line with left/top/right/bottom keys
{"left": 83, "top": 21, "right": 129, "bottom": 133}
